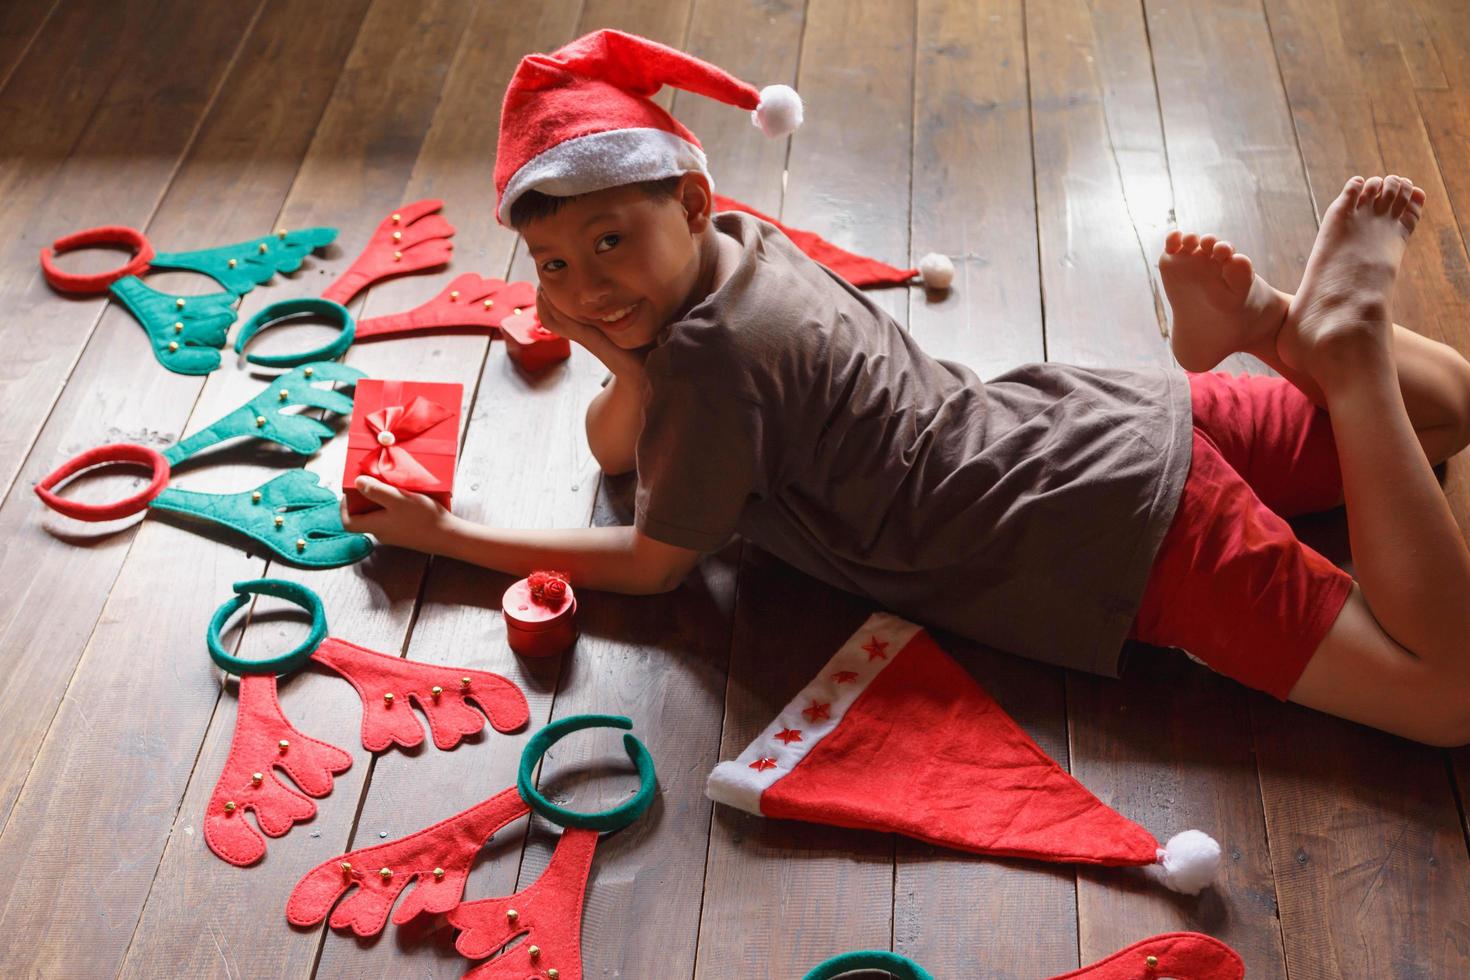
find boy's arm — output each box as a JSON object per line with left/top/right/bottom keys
{"left": 344, "top": 476, "right": 702, "bottom": 595}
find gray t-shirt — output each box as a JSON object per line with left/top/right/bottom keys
{"left": 635, "top": 212, "right": 1192, "bottom": 677}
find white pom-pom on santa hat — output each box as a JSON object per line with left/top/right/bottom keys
{"left": 1152, "top": 829, "right": 1222, "bottom": 895}
{"left": 916, "top": 252, "right": 955, "bottom": 291}
{"left": 753, "top": 84, "right": 803, "bottom": 137}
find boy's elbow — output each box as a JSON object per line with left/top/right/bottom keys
{"left": 597, "top": 455, "right": 636, "bottom": 477}
{"left": 627, "top": 531, "right": 701, "bottom": 595}
{"left": 650, "top": 565, "right": 691, "bottom": 594}
{"left": 630, "top": 563, "right": 689, "bottom": 595}
{"left": 587, "top": 436, "right": 636, "bottom": 476}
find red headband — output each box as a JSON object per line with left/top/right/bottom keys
{"left": 33, "top": 443, "right": 170, "bottom": 521}
{"left": 39, "top": 226, "right": 155, "bottom": 294}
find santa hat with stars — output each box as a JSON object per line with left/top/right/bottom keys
{"left": 706, "top": 614, "right": 1222, "bottom": 895}
{"left": 494, "top": 29, "right": 954, "bottom": 290}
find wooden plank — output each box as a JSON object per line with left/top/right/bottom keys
{"left": 489, "top": 0, "right": 781, "bottom": 972}
{"left": 1249, "top": 1, "right": 1470, "bottom": 975}
{"left": 695, "top": 1, "right": 914, "bottom": 975}
{"left": 1024, "top": 1, "right": 1288, "bottom": 974}
{"left": 1146, "top": 1, "right": 1314, "bottom": 298}
{"left": 0, "top": 0, "right": 365, "bottom": 836}
{"left": 0, "top": 3, "right": 466, "bottom": 976}
{"left": 303, "top": 1, "right": 586, "bottom": 974}
{"left": 894, "top": 2, "right": 1074, "bottom": 975}
{"left": 1407, "top": 0, "right": 1470, "bottom": 258}
{"left": 0, "top": 0, "right": 55, "bottom": 91}
{"left": 0, "top": 0, "right": 265, "bottom": 504}
{"left": 1409, "top": 0, "right": 1470, "bottom": 843}
{"left": 697, "top": 553, "right": 897, "bottom": 977}
{"left": 108, "top": 2, "right": 489, "bottom": 976}
{"left": 1069, "top": 657, "right": 1288, "bottom": 975}
{"left": 911, "top": 0, "right": 1043, "bottom": 375}
{"left": 1029, "top": 0, "right": 1172, "bottom": 369}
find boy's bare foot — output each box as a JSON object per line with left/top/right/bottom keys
{"left": 1159, "top": 230, "right": 1289, "bottom": 371}
{"left": 1277, "top": 175, "right": 1426, "bottom": 380}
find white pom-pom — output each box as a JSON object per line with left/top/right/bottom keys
{"left": 752, "top": 84, "right": 803, "bottom": 138}
{"left": 917, "top": 252, "right": 955, "bottom": 290}
{"left": 1153, "top": 830, "right": 1221, "bottom": 895}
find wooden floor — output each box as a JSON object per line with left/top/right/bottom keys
{"left": 3, "top": 0, "right": 1470, "bottom": 976}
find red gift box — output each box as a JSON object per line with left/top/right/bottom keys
{"left": 501, "top": 572, "right": 578, "bottom": 657}
{"left": 344, "top": 379, "right": 462, "bottom": 515}
{"left": 500, "top": 308, "right": 571, "bottom": 373}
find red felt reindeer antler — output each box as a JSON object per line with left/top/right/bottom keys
{"left": 205, "top": 674, "right": 354, "bottom": 867}
{"left": 1051, "top": 932, "right": 1244, "bottom": 980}
{"left": 450, "top": 827, "right": 599, "bottom": 980}
{"left": 322, "top": 199, "right": 455, "bottom": 305}
{"left": 354, "top": 274, "right": 538, "bottom": 340}
{"left": 286, "top": 786, "right": 531, "bottom": 936}
{"left": 311, "top": 637, "right": 529, "bottom": 752}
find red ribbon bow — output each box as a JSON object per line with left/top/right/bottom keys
{"left": 360, "top": 396, "right": 454, "bottom": 491}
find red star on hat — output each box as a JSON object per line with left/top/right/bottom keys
{"left": 749, "top": 757, "right": 778, "bottom": 772}
{"left": 801, "top": 700, "right": 831, "bottom": 723}
{"left": 862, "top": 637, "right": 889, "bottom": 661}
{"left": 774, "top": 728, "right": 804, "bottom": 745}
{"left": 832, "top": 670, "right": 860, "bottom": 684}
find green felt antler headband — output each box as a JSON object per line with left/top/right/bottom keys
{"left": 34, "top": 362, "right": 372, "bottom": 568}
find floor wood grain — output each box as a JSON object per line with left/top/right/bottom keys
{"left": 3, "top": 1, "right": 1469, "bottom": 977}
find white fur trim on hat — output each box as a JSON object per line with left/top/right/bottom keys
{"left": 498, "top": 128, "right": 711, "bottom": 224}
{"left": 705, "top": 613, "right": 924, "bottom": 815}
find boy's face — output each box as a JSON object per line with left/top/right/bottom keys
{"left": 522, "top": 177, "right": 710, "bottom": 350}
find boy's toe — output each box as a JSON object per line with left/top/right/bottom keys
{"left": 1360, "top": 175, "right": 1384, "bottom": 206}
{"left": 1378, "top": 176, "right": 1400, "bottom": 214}
{"left": 1181, "top": 233, "right": 1199, "bottom": 254}
{"left": 1211, "top": 240, "right": 1234, "bottom": 262}
{"left": 1164, "top": 229, "right": 1185, "bottom": 254}
{"left": 1221, "top": 253, "right": 1255, "bottom": 293}
{"left": 1393, "top": 181, "right": 1417, "bottom": 218}
{"left": 1341, "top": 175, "right": 1365, "bottom": 206}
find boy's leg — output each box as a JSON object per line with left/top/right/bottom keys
{"left": 1248, "top": 318, "right": 1470, "bottom": 468}
{"left": 1273, "top": 176, "right": 1470, "bottom": 745}
{"left": 1160, "top": 195, "right": 1470, "bottom": 467}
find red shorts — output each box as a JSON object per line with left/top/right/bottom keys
{"left": 1131, "top": 372, "right": 1355, "bottom": 699}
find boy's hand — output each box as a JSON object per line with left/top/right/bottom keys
{"left": 536, "top": 287, "right": 647, "bottom": 380}
{"left": 341, "top": 475, "right": 455, "bottom": 551}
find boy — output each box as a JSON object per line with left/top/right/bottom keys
{"left": 345, "top": 31, "right": 1470, "bottom": 747}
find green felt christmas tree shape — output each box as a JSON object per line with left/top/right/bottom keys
{"left": 163, "top": 362, "right": 364, "bottom": 466}
{"left": 111, "top": 275, "right": 238, "bottom": 375}
{"left": 150, "top": 469, "right": 372, "bottom": 568}
{"left": 152, "top": 227, "right": 338, "bottom": 296}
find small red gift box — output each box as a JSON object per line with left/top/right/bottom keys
{"left": 344, "top": 378, "right": 462, "bottom": 515}
{"left": 501, "top": 572, "right": 577, "bottom": 658}
{"left": 500, "top": 308, "right": 571, "bottom": 373}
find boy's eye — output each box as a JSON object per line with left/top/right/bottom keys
{"left": 595, "top": 234, "right": 620, "bottom": 253}
{"left": 540, "top": 259, "right": 565, "bottom": 273}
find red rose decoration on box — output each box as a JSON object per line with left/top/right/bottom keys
{"left": 344, "top": 379, "right": 462, "bottom": 515}
{"left": 527, "top": 570, "right": 570, "bottom": 608}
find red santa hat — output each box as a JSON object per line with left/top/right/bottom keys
{"left": 706, "top": 614, "right": 1222, "bottom": 894}
{"left": 494, "top": 30, "right": 954, "bottom": 290}
{"left": 494, "top": 29, "right": 801, "bottom": 226}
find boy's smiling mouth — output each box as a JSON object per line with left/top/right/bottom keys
{"left": 595, "top": 302, "right": 639, "bottom": 329}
